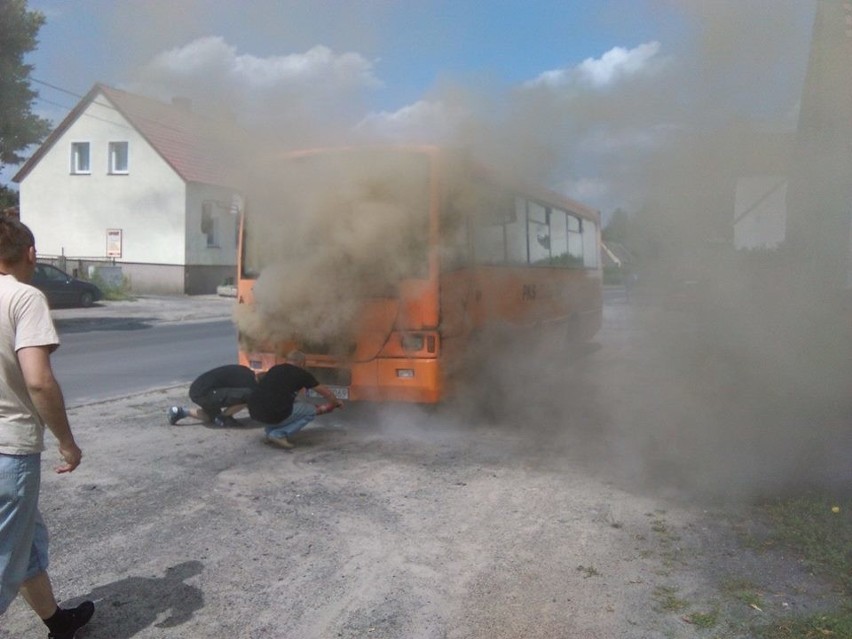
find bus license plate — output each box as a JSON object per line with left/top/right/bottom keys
{"left": 308, "top": 386, "right": 349, "bottom": 400}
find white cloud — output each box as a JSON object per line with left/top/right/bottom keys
{"left": 355, "top": 100, "right": 467, "bottom": 143}
{"left": 525, "top": 41, "right": 666, "bottom": 90}
{"left": 142, "top": 36, "right": 381, "bottom": 91}
{"left": 125, "top": 36, "right": 383, "bottom": 139}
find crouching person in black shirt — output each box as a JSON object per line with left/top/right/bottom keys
{"left": 248, "top": 350, "right": 344, "bottom": 449}
{"left": 167, "top": 364, "right": 258, "bottom": 428}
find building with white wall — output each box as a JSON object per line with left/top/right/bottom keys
{"left": 13, "top": 84, "right": 245, "bottom": 294}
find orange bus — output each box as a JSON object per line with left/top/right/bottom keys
{"left": 235, "top": 146, "right": 602, "bottom": 403}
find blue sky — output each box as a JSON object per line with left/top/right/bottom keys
{"left": 13, "top": 0, "right": 817, "bottom": 215}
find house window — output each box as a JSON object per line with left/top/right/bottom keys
{"left": 201, "top": 201, "right": 219, "bottom": 247}
{"left": 71, "top": 142, "right": 90, "bottom": 174}
{"left": 108, "top": 141, "right": 129, "bottom": 174}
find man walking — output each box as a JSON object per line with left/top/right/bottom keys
{"left": 0, "top": 218, "right": 94, "bottom": 638}
{"left": 248, "top": 351, "right": 343, "bottom": 449}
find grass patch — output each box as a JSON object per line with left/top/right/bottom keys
{"left": 576, "top": 564, "right": 600, "bottom": 578}
{"left": 91, "top": 274, "right": 135, "bottom": 301}
{"left": 759, "top": 495, "right": 851, "bottom": 595}
{"left": 653, "top": 585, "right": 689, "bottom": 613}
{"left": 753, "top": 609, "right": 852, "bottom": 639}
{"left": 721, "top": 577, "right": 764, "bottom": 609}
{"left": 684, "top": 608, "right": 719, "bottom": 629}
{"left": 742, "top": 495, "right": 852, "bottom": 639}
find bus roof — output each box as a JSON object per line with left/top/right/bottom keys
{"left": 249, "top": 145, "right": 600, "bottom": 223}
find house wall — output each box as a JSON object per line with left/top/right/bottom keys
{"left": 19, "top": 96, "right": 187, "bottom": 265}
{"left": 17, "top": 92, "right": 240, "bottom": 294}
{"left": 184, "top": 183, "right": 239, "bottom": 293}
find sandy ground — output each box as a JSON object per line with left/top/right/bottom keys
{"left": 1, "top": 290, "right": 848, "bottom": 638}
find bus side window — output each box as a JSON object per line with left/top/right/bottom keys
{"left": 527, "top": 201, "right": 550, "bottom": 265}
{"left": 506, "top": 197, "right": 527, "bottom": 264}
{"left": 550, "top": 209, "right": 569, "bottom": 265}
{"left": 472, "top": 188, "right": 513, "bottom": 264}
{"left": 440, "top": 200, "right": 470, "bottom": 271}
{"left": 473, "top": 217, "right": 504, "bottom": 264}
{"left": 582, "top": 219, "right": 598, "bottom": 268}
{"left": 567, "top": 214, "right": 584, "bottom": 266}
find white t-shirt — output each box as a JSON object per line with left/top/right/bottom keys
{"left": 0, "top": 274, "right": 59, "bottom": 454}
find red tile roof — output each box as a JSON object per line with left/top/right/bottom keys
{"left": 14, "top": 84, "right": 246, "bottom": 187}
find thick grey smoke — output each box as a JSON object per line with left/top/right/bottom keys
{"left": 125, "top": 1, "right": 848, "bottom": 499}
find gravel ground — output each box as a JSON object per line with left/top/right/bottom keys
{"left": 1, "top": 290, "right": 847, "bottom": 638}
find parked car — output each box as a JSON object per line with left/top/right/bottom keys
{"left": 32, "top": 263, "right": 103, "bottom": 308}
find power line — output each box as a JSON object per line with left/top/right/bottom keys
{"left": 31, "top": 77, "right": 85, "bottom": 99}
{"left": 35, "top": 96, "right": 134, "bottom": 131}
{"left": 32, "top": 77, "right": 118, "bottom": 112}
{"left": 31, "top": 77, "right": 223, "bottom": 138}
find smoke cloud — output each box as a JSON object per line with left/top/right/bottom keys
{"left": 122, "top": 0, "right": 848, "bottom": 499}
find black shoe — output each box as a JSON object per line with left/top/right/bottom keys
{"left": 222, "top": 415, "right": 241, "bottom": 428}
{"left": 48, "top": 600, "right": 95, "bottom": 639}
{"left": 211, "top": 415, "right": 227, "bottom": 428}
{"left": 167, "top": 406, "right": 186, "bottom": 425}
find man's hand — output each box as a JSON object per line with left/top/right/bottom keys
{"left": 56, "top": 440, "right": 82, "bottom": 473}
{"left": 316, "top": 398, "right": 344, "bottom": 415}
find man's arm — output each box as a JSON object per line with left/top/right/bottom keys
{"left": 17, "top": 345, "right": 82, "bottom": 473}
{"left": 312, "top": 384, "right": 344, "bottom": 411}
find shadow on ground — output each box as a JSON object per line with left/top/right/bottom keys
{"left": 68, "top": 561, "right": 205, "bottom": 639}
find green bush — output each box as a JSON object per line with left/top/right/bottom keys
{"left": 90, "top": 273, "right": 135, "bottom": 301}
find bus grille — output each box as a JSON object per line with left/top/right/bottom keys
{"left": 301, "top": 339, "right": 357, "bottom": 357}
{"left": 306, "top": 367, "right": 352, "bottom": 386}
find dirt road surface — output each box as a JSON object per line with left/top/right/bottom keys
{"left": 1, "top": 291, "right": 847, "bottom": 638}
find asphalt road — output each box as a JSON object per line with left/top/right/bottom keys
{"left": 52, "top": 319, "right": 238, "bottom": 406}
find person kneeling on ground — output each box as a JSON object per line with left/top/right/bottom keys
{"left": 248, "top": 350, "right": 343, "bottom": 449}
{"left": 168, "top": 364, "right": 258, "bottom": 428}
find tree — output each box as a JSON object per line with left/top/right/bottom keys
{"left": 602, "top": 208, "right": 630, "bottom": 242}
{"left": 0, "top": 0, "right": 50, "bottom": 180}
{"left": 0, "top": 184, "right": 18, "bottom": 209}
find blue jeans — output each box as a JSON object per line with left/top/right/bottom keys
{"left": 265, "top": 402, "right": 317, "bottom": 439}
{"left": 0, "top": 453, "right": 49, "bottom": 614}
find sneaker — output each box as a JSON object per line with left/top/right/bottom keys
{"left": 167, "top": 406, "right": 185, "bottom": 425}
{"left": 211, "top": 415, "right": 227, "bottom": 428}
{"left": 221, "top": 415, "right": 241, "bottom": 428}
{"left": 48, "top": 600, "right": 95, "bottom": 639}
{"left": 265, "top": 435, "right": 294, "bottom": 449}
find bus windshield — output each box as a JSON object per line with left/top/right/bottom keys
{"left": 241, "top": 149, "right": 430, "bottom": 289}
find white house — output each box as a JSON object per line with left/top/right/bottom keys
{"left": 13, "top": 84, "right": 246, "bottom": 294}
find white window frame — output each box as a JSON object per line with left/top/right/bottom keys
{"left": 70, "top": 142, "right": 91, "bottom": 174}
{"left": 108, "top": 141, "right": 129, "bottom": 174}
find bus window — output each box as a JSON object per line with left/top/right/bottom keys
{"left": 583, "top": 219, "right": 598, "bottom": 268}
{"left": 473, "top": 219, "right": 505, "bottom": 264}
{"left": 527, "top": 201, "right": 550, "bottom": 265}
{"left": 506, "top": 197, "right": 527, "bottom": 264}
{"left": 567, "top": 214, "right": 584, "bottom": 265}
{"left": 472, "top": 187, "right": 514, "bottom": 264}
{"left": 550, "top": 208, "right": 569, "bottom": 265}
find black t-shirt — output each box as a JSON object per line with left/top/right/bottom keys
{"left": 248, "top": 363, "right": 319, "bottom": 424}
{"left": 190, "top": 365, "right": 257, "bottom": 400}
